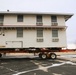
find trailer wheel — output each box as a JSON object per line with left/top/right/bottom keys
{"left": 39, "top": 53, "right": 42, "bottom": 58}
{"left": 0, "top": 53, "right": 2, "bottom": 58}
{"left": 41, "top": 54, "right": 47, "bottom": 59}
{"left": 50, "top": 53, "right": 57, "bottom": 60}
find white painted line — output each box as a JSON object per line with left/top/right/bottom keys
{"left": 12, "top": 61, "right": 76, "bottom": 75}
{"left": 5, "top": 67, "right": 18, "bottom": 72}
{"left": 65, "top": 61, "right": 76, "bottom": 65}
{"left": 13, "top": 68, "right": 38, "bottom": 75}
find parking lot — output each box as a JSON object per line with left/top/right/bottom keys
{"left": 0, "top": 54, "right": 76, "bottom": 75}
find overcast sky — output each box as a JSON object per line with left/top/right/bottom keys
{"left": 0, "top": 0, "right": 76, "bottom": 45}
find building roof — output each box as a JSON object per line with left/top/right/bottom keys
{"left": 0, "top": 11, "right": 73, "bottom": 21}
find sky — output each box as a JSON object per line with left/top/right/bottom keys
{"left": 0, "top": 0, "right": 76, "bottom": 48}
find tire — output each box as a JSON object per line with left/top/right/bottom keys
{"left": 0, "top": 53, "right": 2, "bottom": 58}
{"left": 39, "top": 53, "right": 42, "bottom": 58}
{"left": 50, "top": 53, "right": 57, "bottom": 60}
{"left": 41, "top": 54, "right": 47, "bottom": 59}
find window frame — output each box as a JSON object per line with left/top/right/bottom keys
{"left": 17, "top": 15, "right": 23, "bottom": 22}
{"left": 37, "top": 28, "right": 43, "bottom": 37}
{"left": 51, "top": 15, "right": 57, "bottom": 22}
{"left": 17, "top": 28, "right": 23, "bottom": 37}
{"left": 0, "top": 15, "right": 4, "bottom": 22}
{"left": 52, "top": 29, "right": 58, "bottom": 37}
{"left": 36, "top": 15, "right": 42, "bottom": 23}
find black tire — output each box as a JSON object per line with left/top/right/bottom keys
{"left": 39, "top": 53, "right": 42, "bottom": 58}
{"left": 41, "top": 54, "right": 47, "bottom": 59}
{"left": 0, "top": 53, "right": 2, "bottom": 58}
{"left": 50, "top": 53, "right": 57, "bottom": 60}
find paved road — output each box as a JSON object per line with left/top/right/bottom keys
{"left": 0, "top": 55, "right": 76, "bottom": 75}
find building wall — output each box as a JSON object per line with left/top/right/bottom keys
{"left": 0, "top": 14, "right": 67, "bottom": 48}
{"left": 4, "top": 14, "right": 65, "bottom": 26}
{"left": 4, "top": 14, "right": 36, "bottom": 25}
{"left": 57, "top": 16, "right": 65, "bottom": 26}
{"left": 0, "top": 29, "right": 67, "bottom": 48}
{"left": 43, "top": 15, "right": 51, "bottom": 26}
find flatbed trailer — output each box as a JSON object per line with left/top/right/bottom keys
{"left": 0, "top": 48, "right": 76, "bottom": 59}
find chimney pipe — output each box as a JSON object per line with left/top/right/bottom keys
{"left": 7, "top": 10, "right": 9, "bottom": 12}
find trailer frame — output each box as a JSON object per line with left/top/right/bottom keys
{"left": 0, "top": 48, "right": 76, "bottom": 59}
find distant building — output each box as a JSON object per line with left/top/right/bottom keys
{"left": 0, "top": 11, "right": 73, "bottom": 49}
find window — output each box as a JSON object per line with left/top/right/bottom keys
{"left": 37, "top": 28, "right": 43, "bottom": 37}
{"left": 51, "top": 16, "right": 57, "bottom": 22}
{"left": 52, "top": 29, "right": 58, "bottom": 37}
{"left": 0, "top": 15, "right": 4, "bottom": 24}
{"left": 17, "top": 15, "right": 23, "bottom": 22}
{"left": 17, "top": 28, "right": 23, "bottom": 37}
{"left": 36, "top": 15, "right": 42, "bottom": 23}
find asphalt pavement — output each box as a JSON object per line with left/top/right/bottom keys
{"left": 0, "top": 54, "right": 76, "bottom": 75}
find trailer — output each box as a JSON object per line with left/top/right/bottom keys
{"left": 0, "top": 48, "right": 76, "bottom": 59}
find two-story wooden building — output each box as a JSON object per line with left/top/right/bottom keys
{"left": 0, "top": 11, "right": 73, "bottom": 49}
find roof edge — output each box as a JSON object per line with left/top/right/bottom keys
{"left": 0, "top": 11, "right": 74, "bottom": 21}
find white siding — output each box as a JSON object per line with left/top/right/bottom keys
{"left": 6, "top": 41, "right": 22, "bottom": 48}
{"left": 0, "top": 29, "right": 67, "bottom": 48}
{"left": 57, "top": 16, "right": 65, "bottom": 26}
{"left": 43, "top": 15, "right": 51, "bottom": 26}
{"left": 4, "top": 15, "right": 36, "bottom": 25}
{"left": 0, "top": 14, "right": 67, "bottom": 48}
{"left": 24, "top": 15, "right": 36, "bottom": 25}
{"left": 4, "top": 15, "right": 66, "bottom": 26}
{"left": 4, "top": 15, "right": 17, "bottom": 25}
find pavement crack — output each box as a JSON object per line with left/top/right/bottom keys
{"left": 12, "top": 61, "right": 76, "bottom": 75}
{"left": 0, "top": 66, "right": 18, "bottom": 73}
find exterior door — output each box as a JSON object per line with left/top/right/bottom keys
{"left": 6, "top": 41, "right": 23, "bottom": 48}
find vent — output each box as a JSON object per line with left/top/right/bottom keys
{"left": 36, "top": 22, "right": 43, "bottom": 26}
{"left": 52, "top": 38, "right": 59, "bottom": 42}
{"left": 37, "top": 38, "right": 43, "bottom": 42}
{"left": 51, "top": 22, "right": 58, "bottom": 26}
